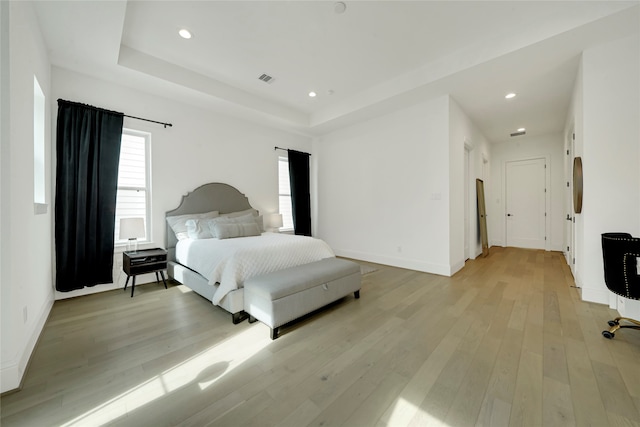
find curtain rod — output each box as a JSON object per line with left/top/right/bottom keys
{"left": 57, "top": 99, "right": 172, "bottom": 129}
{"left": 274, "top": 146, "right": 311, "bottom": 156}
{"left": 124, "top": 114, "right": 172, "bottom": 129}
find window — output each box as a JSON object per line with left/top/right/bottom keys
{"left": 114, "top": 129, "right": 151, "bottom": 246}
{"left": 278, "top": 156, "right": 294, "bottom": 231}
{"left": 33, "top": 76, "right": 45, "bottom": 207}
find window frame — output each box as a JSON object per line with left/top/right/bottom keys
{"left": 114, "top": 128, "right": 152, "bottom": 248}
{"left": 33, "top": 75, "right": 47, "bottom": 213}
{"left": 278, "top": 155, "right": 294, "bottom": 232}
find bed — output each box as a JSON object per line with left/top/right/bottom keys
{"left": 165, "top": 183, "right": 335, "bottom": 323}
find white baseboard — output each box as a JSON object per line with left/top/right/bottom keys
{"left": 581, "top": 287, "right": 610, "bottom": 305}
{"left": 0, "top": 363, "right": 20, "bottom": 394}
{"left": 1, "top": 297, "right": 53, "bottom": 393}
{"left": 449, "top": 259, "right": 465, "bottom": 275}
{"left": 617, "top": 296, "right": 640, "bottom": 319}
{"left": 55, "top": 269, "right": 157, "bottom": 300}
{"left": 335, "top": 249, "right": 454, "bottom": 277}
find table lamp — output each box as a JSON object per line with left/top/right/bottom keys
{"left": 268, "top": 213, "right": 283, "bottom": 232}
{"left": 119, "top": 217, "right": 145, "bottom": 253}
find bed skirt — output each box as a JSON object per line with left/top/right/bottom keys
{"left": 168, "top": 261, "right": 245, "bottom": 316}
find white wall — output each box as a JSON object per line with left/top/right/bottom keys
{"left": 1, "top": 17, "right": 312, "bottom": 389}
{"left": 566, "top": 63, "right": 584, "bottom": 286}
{"left": 577, "top": 34, "right": 640, "bottom": 310}
{"left": 51, "top": 67, "right": 313, "bottom": 299}
{"left": 6, "top": 3, "right": 635, "bottom": 396}
{"left": 314, "top": 96, "right": 458, "bottom": 275}
{"left": 489, "top": 133, "right": 565, "bottom": 252}
{"left": 449, "top": 98, "right": 491, "bottom": 261}
{"left": 1, "top": 1, "right": 54, "bottom": 393}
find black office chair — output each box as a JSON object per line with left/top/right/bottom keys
{"left": 601, "top": 233, "right": 640, "bottom": 339}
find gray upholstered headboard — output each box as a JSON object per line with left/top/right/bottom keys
{"left": 165, "top": 183, "right": 254, "bottom": 261}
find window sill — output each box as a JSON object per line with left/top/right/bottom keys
{"left": 114, "top": 242, "right": 158, "bottom": 254}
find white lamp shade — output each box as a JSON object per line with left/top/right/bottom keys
{"left": 119, "top": 217, "right": 145, "bottom": 240}
{"left": 269, "top": 213, "right": 283, "bottom": 228}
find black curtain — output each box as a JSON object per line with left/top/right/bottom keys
{"left": 55, "top": 100, "right": 124, "bottom": 291}
{"left": 288, "top": 150, "right": 312, "bottom": 236}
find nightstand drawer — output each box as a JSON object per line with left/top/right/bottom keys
{"left": 130, "top": 255, "right": 166, "bottom": 266}
{"left": 123, "top": 248, "right": 166, "bottom": 268}
{"left": 126, "top": 260, "right": 167, "bottom": 276}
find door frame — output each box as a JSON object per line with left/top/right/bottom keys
{"left": 565, "top": 126, "right": 576, "bottom": 275}
{"left": 464, "top": 140, "right": 475, "bottom": 260}
{"left": 464, "top": 147, "right": 470, "bottom": 260}
{"left": 502, "top": 155, "right": 551, "bottom": 251}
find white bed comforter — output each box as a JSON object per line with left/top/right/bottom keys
{"left": 175, "top": 232, "right": 335, "bottom": 305}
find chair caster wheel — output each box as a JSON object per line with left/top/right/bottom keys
{"left": 607, "top": 320, "right": 618, "bottom": 327}
{"left": 602, "top": 330, "right": 615, "bottom": 339}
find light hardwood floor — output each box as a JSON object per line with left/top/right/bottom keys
{"left": 2, "top": 247, "right": 639, "bottom": 426}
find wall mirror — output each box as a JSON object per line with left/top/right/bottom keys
{"left": 476, "top": 179, "right": 489, "bottom": 257}
{"left": 573, "top": 157, "right": 583, "bottom": 214}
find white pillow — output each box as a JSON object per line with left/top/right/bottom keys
{"left": 255, "top": 215, "right": 265, "bottom": 232}
{"left": 219, "top": 209, "right": 264, "bottom": 232}
{"left": 166, "top": 211, "right": 219, "bottom": 240}
{"left": 207, "top": 213, "right": 262, "bottom": 237}
{"left": 185, "top": 219, "right": 214, "bottom": 239}
{"left": 212, "top": 222, "right": 261, "bottom": 239}
{"left": 219, "top": 208, "right": 258, "bottom": 218}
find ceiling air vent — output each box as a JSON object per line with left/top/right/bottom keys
{"left": 510, "top": 130, "right": 526, "bottom": 137}
{"left": 258, "top": 73, "right": 274, "bottom": 84}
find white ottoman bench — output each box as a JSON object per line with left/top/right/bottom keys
{"left": 243, "top": 257, "right": 361, "bottom": 339}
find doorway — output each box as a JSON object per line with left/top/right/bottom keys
{"left": 464, "top": 148, "right": 470, "bottom": 260}
{"left": 505, "top": 158, "right": 547, "bottom": 249}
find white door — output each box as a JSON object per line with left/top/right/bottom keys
{"left": 505, "top": 158, "right": 546, "bottom": 249}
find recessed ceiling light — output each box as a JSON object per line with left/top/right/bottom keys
{"left": 334, "top": 2, "right": 347, "bottom": 14}
{"left": 505, "top": 93, "right": 516, "bottom": 99}
{"left": 308, "top": 91, "right": 317, "bottom": 98}
{"left": 178, "top": 29, "right": 192, "bottom": 39}
{"left": 517, "top": 127, "right": 526, "bottom": 132}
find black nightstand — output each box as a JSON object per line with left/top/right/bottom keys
{"left": 123, "top": 248, "right": 168, "bottom": 297}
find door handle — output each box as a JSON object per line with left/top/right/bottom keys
{"left": 507, "top": 213, "right": 513, "bottom": 217}
{"left": 566, "top": 214, "right": 572, "bottom": 221}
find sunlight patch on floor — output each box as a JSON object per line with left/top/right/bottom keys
{"left": 175, "top": 285, "right": 193, "bottom": 293}
{"left": 385, "top": 397, "right": 450, "bottom": 427}
{"left": 61, "top": 324, "right": 270, "bottom": 426}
